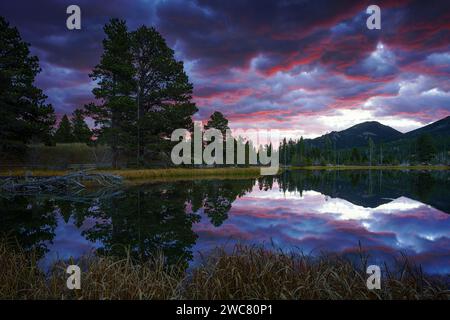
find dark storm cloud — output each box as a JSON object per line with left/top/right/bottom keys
{"left": 156, "top": 0, "right": 368, "bottom": 74}
{"left": 0, "top": 0, "right": 156, "bottom": 70}
{"left": 156, "top": 0, "right": 447, "bottom": 77}
{"left": 153, "top": 0, "right": 450, "bottom": 130}
{"left": 0, "top": 0, "right": 449, "bottom": 129}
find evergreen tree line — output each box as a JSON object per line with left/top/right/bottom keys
{"left": 85, "top": 19, "right": 271, "bottom": 168}
{"left": 0, "top": 14, "right": 272, "bottom": 168}
{"left": 191, "top": 111, "right": 274, "bottom": 166}
{"left": 0, "top": 17, "right": 93, "bottom": 151}
{"left": 53, "top": 110, "right": 92, "bottom": 144}
{"left": 279, "top": 133, "right": 447, "bottom": 166}
{"left": 0, "top": 17, "right": 199, "bottom": 168}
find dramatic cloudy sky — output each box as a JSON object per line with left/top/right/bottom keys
{"left": 1, "top": 0, "right": 449, "bottom": 138}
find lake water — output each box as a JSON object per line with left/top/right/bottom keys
{"left": 1, "top": 170, "right": 449, "bottom": 275}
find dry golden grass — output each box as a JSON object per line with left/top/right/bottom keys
{"left": 0, "top": 240, "right": 184, "bottom": 300}
{"left": 186, "top": 246, "right": 449, "bottom": 300}
{"left": 47, "top": 256, "right": 184, "bottom": 300}
{"left": 0, "top": 239, "right": 49, "bottom": 299}
{"left": 0, "top": 167, "right": 262, "bottom": 181}
{"left": 0, "top": 169, "right": 70, "bottom": 177}
{"left": 101, "top": 167, "right": 262, "bottom": 180}
{"left": 0, "top": 241, "right": 448, "bottom": 300}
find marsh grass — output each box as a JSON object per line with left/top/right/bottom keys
{"left": 0, "top": 240, "right": 448, "bottom": 300}
{"left": 187, "top": 245, "right": 449, "bottom": 300}
{"left": 0, "top": 167, "right": 262, "bottom": 181}
{"left": 0, "top": 240, "right": 184, "bottom": 300}
{"left": 102, "top": 167, "right": 262, "bottom": 180}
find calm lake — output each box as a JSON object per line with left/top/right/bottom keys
{"left": 1, "top": 170, "right": 449, "bottom": 275}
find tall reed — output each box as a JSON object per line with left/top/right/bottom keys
{"left": 0, "top": 240, "right": 448, "bottom": 300}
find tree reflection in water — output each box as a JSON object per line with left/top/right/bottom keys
{"left": 0, "top": 179, "right": 255, "bottom": 267}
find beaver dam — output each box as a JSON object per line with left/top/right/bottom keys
{"left": 0, "top": 171, "right": 123, "bottom": 199}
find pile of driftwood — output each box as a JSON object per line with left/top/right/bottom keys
{"left": 0, "top": 171, "right": 123, "bottom": 196}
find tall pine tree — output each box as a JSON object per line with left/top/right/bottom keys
{"left": 0, "top": 17, "right": 55, "bottom": 153}
{"left": 131, "top": 26, "right": 197, "bottom": 164}
{"left": 85, "top": 19, "right": 135, "bottom": 168}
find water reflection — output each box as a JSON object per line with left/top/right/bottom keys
{"left": 278, "top": 170, "right": 450, "bottom": 212}
{"left": 0, "top": 170, "right": 449, "bottom": 274}
{"left": 0, "top": 179, "right": 254, "bottom": 268}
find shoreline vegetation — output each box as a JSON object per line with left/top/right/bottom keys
{"left": 0, "top": 167, "right": 263, "bottom": 182}
{"left": 0, "top": 165, "right": 449, "bottom": 182}
{"left": 1, "top": 240, "right": 448, "bottom": 300}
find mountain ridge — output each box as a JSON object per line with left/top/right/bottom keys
{"left": 304, "top": 116, "right": 450, "bottom": 150}
{"left": 403, "top": 116, "right": 450, "bottom": 139}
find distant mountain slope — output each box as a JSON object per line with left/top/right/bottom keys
{"left": 308, "top": 121, "right": 404, "bottom": 149}
{"left": 403, "top": 116, "right": 450, "bottom": 139}
{"left": 304, "top": 116, "right": 450, "bottom": 150}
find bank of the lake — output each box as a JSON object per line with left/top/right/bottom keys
{"left": 0, "top": 167, "right": 263, "bottom": 182}
{"left": 2, "top": 165, "right": 450, "bottom": 182}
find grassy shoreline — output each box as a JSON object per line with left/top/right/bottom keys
{"left": 1, "top": 165, "right": 449, "bottom": 182}
{"left": 0, "top": 167, "right": 263, "bottom": 181}
{"left": 1, "top": 241, "right": 448, "bottom": 300}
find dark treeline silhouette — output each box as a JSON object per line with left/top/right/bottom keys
{"left": 0, "top": 16, "right": 270, "bottom": 168}
{"left": 279, "top": 129, "right": 450, "bottom": 166}
{"left": 0, "top": 16, "right": 93, "bottom": 157}
{"left": 54, "top": 109, "right": 92, "bottom": 144}
{"left": 280, "top": 118, "right": 450, "bottom": 166}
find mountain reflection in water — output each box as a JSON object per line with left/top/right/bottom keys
{"left": 1, "top": 170, "right": 449, "bottom": 275}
